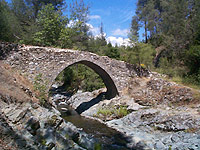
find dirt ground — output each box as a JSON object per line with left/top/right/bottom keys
{"left": 0, "top": 61, "right": 38, "bottom": 150}
{"left": 0, "top": 61, "right": 38, "bottom": 104}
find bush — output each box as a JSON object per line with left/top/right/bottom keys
{"left": 94, "top": 143, "right": 102, "bottom": 150}
{"left": 184, "top": 45, "right": 200, "bottom": 85}
{"left": 121, "top": 43, "right": 155, "bottom": 69}
{"left": 33, "top": 74, "right": 48, "bottom": 106}
{"left": 185, "top": 45, "right": 200, "bottom": 74}
{"left": 155, "top": 57, "right": 186, "bottom": 78}
{"left": 105, "top": 45, "right": 120, "bottom": 59}
{"left": 96, "top": 105, "right": 130, "bottom": 120}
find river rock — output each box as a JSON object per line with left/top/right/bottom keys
{"left": 26, "top": 117, "right": 40, "bottom": 135}
{"left": 67, "top": 91, "right": 95, "bottom": 109}
{"left": 154, "top": 141, "right": 166, "bottom": 150}
{"left": 0, "top": 101, "right": 102, "bottom": 150}
{"left": 127, "top": 99, "right": 144, "bottom": 111}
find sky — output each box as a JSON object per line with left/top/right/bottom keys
{"left": 6, "top": 0, "right": 142, "bottom": 46}
{"left": 85, "top": 0, "right": 139, "bottom": 46}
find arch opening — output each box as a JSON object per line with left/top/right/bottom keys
{"left": 51, "top": 60, "right": 119, "bottom": 99}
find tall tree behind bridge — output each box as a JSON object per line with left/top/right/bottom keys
{"left": 131, "top": 0, "right": 200, "bottom": 65}
{"left": 0, "top": 0, "right": 15, "bottom": 41}
{"left": 68, "top": 0, "right": 90, "bottom": 50}
{"left": 33, "top": 4, "right": 68, "bottom": 46}
{"left": 8, "top": 0, "right": 65, "bottom": 43}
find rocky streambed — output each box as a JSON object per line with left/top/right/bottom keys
{"left": 1, "top": 65, "right": 200, "bottom": 150}
{"left": 49, "top": 75, "right": 200, "bottom": 150}
{"left": 0, "top": 101, "right": 105, "bottom": 150}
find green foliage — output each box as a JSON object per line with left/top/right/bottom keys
{"left": 96, "top": 105, "right": 130, "bottom": 119}
{"left": 183, "top": 45, "right": 200, "bottom": 85}
{"left": 155, "top": 57, "right": 184, "bottom": 77}
{"left": 10, "top": 0, "right": 37, "bottom": 43}
{"left": 0, "top": 0, "right": 16, "bottom": 42}
{"left": 168, "top": 145, "right": 172, "bottom": 150}
{"left": 33, "top": 4, "right": 68, "bottom": 46}
{"left": 121, "top": 43, "right": 155, "bottom": 69}
{"left": 33, "top": 74, "right": 48, "bottom": 106}
{"left": 94, "top": 143, "right": 102, "bottom": 150}
{"left": 28, "top": 0, "right": 65, "bottom": 18}
{"left": 185, "top": 45, "right": 200, "bottom": 75}
{"left": 105, "top": 44, "right": 120, "bottom": 59}
{"left": 96, "top": 108, "right": 112, "bottom": 117}
{"left": 58, "top": 27, "right": 74, "bottom": 48}
{"left": 68, "top": 0, "right": 90, "bottom": 50}
{"left": 129, "top": 15, "right": 139, "bottom": 43}
{"left": 115, "top": 106, "right": 130, "bottom": 118}
{"left": 55, "top": 64, "right": 105, "bottom": 93}
{"left": 131, "top": 0, "right": 200, "bottom": 79}
{"left": 70, "top": 0, "right": 89, "bottom": 23}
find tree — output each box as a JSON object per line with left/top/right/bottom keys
{"left": 186, "top": 45, "right": 200, "bottom": 74}
{"left": 0, "top": 0, "right": 13, "bottom": 41}
{"left": 129, "top": 15, "right": 139, "bottom": 43}
{"left": 11, "top": 0, "right": 35, "bottom": 41}
{"left": 69, "top": 0, "right": 90, "bottom": 50}
{"left": 123, "top": 43, "right": 155, "bottom": 69}
{"left": 105, "top": 43, "right": 120, "bottom": 60}
{"left": 25, "top": 0, "right": 65, "bottom": 19}
{"left": 94, "top": 22, "right": 107, "bottom": 47}
{"left": 9, "top": 0, "right": 66, "bottom": 44}
{"left": 136, "top": 0, "right": 148, "bottom": 43}
{"left": 33, "top": 4, "right": 68, "bottom": 46}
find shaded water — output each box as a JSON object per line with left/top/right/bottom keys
{"left": 61, "top": 112, "right": 131, "bottom": 150}
{"left": 50, "top": 86, "right": 132, "bottom": 149}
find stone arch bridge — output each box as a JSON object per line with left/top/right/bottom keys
{"left": 1, "top": 44, "right": 148, "bottom": 99}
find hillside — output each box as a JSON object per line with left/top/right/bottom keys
{"left": 0, "top": 59, "right": 200, "bottom": 149}
{"left": 0, "top": 61, "right": 38, "bottom": 150}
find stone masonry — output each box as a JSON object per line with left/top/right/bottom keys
{"left": 1, "top": 43, "right": 148, "bottom": 98}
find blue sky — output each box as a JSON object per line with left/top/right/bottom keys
{"left": 85, "top": 0, "right": 139, "bottom": 46}
{"left": 6, "top": 0, "right": 142, "bottom": 46}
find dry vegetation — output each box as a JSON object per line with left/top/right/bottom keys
{"left": 127, "top": 75, "right": 200, "bottom": 107}
{"left": 0, "top": 61, "right": 39, "bottom": 105}
{"left": 0, "top": 61, "right": 40, "bottom": 150}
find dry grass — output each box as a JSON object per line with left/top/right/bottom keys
{"left": 0, "top": 61, "right": 38, "bottom": 104}
{"left": 127, "top": 75, "right": 199, "bottom": 107}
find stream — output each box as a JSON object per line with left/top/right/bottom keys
{"left": 61, "top": 113, "right": 131, "bottom": 150}
{"left": 50, "top": 87, "right": 132, "bottom": 150}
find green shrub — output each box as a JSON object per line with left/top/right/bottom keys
{"left": 96, "top": 108, "right": 113, "bottom": 117}
{"left": 46, "top": 115, "right": 58, "bottom": 126}
{"left": 105, "top": 44, "right": 120, "bottom": 59}
{"left": 94, "top": 143, "right": 102, "bottom": 150}
{"left": 121, "top": 43, "right": 155, "bottom": 69}
{"left": 114, "top": 106, "right": 129, "bottom": 118}
{"left": 185, "top": 45, "right": 200, "bottom": 75}
{"left": 33, "top": 74, "right": 48, "bottom": 106}
{"left": 168, "top": 145, "right": 172, "bottom": 150}
{"left": 96, "top": 105, "right": 130, "bottom": 119}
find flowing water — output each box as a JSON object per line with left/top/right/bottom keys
{"left": 61, "top": 112, "right": 131, "bottom": 150}
{"left": 50, "top": 87, "right": 131, "bottom": 149}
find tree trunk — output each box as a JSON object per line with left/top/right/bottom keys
{"left": 145, "top": 21, "right": 148, "bottom": 43}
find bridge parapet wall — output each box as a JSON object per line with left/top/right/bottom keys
{"left": 2, "top": 44, "right": 149, "bottom": 97}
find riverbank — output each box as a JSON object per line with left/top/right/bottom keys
{"left": 1, "top": 59, "right": 200, "bottom": 150}
{"left": 57, "top": 73, "right": 200, "bottom": 150}
{"left": 0, "top": 61, "right": 108, "bottom": 150}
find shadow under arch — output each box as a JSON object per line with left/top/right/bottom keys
{"left": 64, "top": 60, "right": 119, "bottom": 99}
